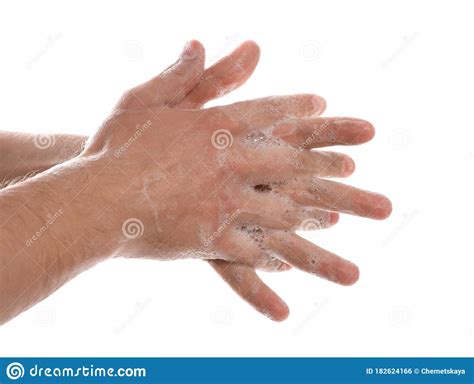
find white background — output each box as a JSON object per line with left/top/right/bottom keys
{"left": 0, "top": 0, "right": 473, "bottom": 357}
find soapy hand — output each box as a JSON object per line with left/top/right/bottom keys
{"left": 0, "top": 40, "right": 391, "bottom": 324}
{"left": 80, "top": 40, "right": 391, "bottom": 320}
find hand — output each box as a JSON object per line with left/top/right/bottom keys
{"left": 0, "top": 40, "right": 391, "bottom": 324}
{"left": 81, "top": 40, "right": 391, "bottom": 320}
{"left": 2, "top": 40, "right": 296, "bottom": 322}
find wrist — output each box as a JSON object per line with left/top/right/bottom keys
{"left": 0, "top": 132, "right": 87, "bottom": 187}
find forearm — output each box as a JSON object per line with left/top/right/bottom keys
{"left": 0, "top": 155, "right": 113, "bottom": 324}
{"left": 0, "top": 131, "right": 87, "bottom": 187}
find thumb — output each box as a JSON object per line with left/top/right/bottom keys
{"left": 119, "top": 40, "right": 205, "bottom": 109}
{"left": 179, "top": 40, "right": 260, "bottom": 109}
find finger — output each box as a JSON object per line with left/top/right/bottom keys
{"left": 178, "top": 41, "right": 260, "bottom": 109}
{"left": 119, "top": 40, "right": 205, "bottom": 109}
{"left": 213, "top": 230, "right": 291, "bottom": 272}
{"left": 266, "top": 232, "right": 360, "bottom": 286}
{"left": 280, "top": 177, "right": 393, "bottom": 220}
{"left": 209, "top": 260, "right": 290, "bottom": 321}
{"left": 293, "top": 150, "right": 356, "bottom": 178}
{"left": 236, "top": 191, "right": 339, "bottom": 230}
{"left": 233, "top": 145, "right": 355, "bottom": 179}
{"left": 218, "top": 94, "right": 326, "bottom": 129}
{"left": 272, "top": 117, "right": 375, "bottom": 149}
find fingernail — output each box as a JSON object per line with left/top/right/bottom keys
{"left": 310, "top": 95, "right": 327, "bottom": 115}
{"left": 341, "top": 156, "right": 355, "bottom": 176}
{"left": 358, "top": 120, "right": 376, "bottom": 140}
{"left": 329, "top": 212, "right": 339, "bottom": 225}
{"left": 181, "top": 40, "right": 199, "bottom": 60}
{"left": 374, "top": 197, "right": 393, "bottom": 219}
{"left": 278, "top": 263, "right": 292, "bottom": 271}
{"left": 339, "top": 263, "right": 360, "bottom": 286}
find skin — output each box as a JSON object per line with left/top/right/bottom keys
{"left": 0, "top": 40, "right": 391, "bottom": 324}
